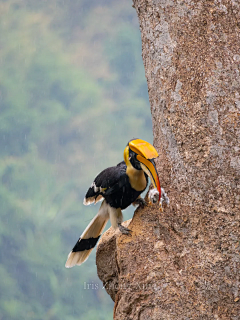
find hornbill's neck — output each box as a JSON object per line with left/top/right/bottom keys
{"left": 123, "top": 146, "right": 147, "bottom": 192}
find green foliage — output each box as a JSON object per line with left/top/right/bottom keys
{"left": 0, "top": 0, "right": 152, "bottom": 319}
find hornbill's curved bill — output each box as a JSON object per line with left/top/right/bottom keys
{"left": 65, "top": 139, "right": 161, "bottom": 268}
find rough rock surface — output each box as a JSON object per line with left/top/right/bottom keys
{"left": 97, "top": 1, "right": 240, "bottom": 319}
{"left": 96, "top": 220, "right": 132, "bottom": 302}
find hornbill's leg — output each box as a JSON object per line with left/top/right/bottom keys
{"left": 109, "top": 206, "right": 132, "bottom": 235}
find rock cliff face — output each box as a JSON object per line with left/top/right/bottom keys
{"left": 97, "top": 0, "right": 240, "bottom": 319}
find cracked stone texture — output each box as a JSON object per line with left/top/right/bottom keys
{"left": 97, "top": 1, "right": 240, "bottom": 319}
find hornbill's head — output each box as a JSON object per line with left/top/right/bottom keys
{"left": 124, "top": 139, "right": 161, "bottom": 201}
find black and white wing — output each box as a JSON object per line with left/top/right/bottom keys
{"left": 83, "top": 161, "right": 127, "bottom": 205}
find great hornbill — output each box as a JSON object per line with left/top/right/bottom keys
{"left": 65, "top": 139, "right": 161, "bottom": 268}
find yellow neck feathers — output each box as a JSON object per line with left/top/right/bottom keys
{"left": 123, "top": 146, "right": 147, "bottom": 192}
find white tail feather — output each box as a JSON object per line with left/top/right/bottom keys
{"left": 65, "top": 200, "right": 109, "bottom": 268}
{"left": 83, "top": 195, "right": 103, "bottom": 206}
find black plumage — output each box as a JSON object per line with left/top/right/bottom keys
{"left": 85, "top": 161, "right": 149, "bottom": 210}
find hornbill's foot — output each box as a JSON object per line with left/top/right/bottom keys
{"left": 134, "top": 197, "right": 147, "bottom": 208}
{"left": 118, "top": 223, "right": 132, "bottom": 236}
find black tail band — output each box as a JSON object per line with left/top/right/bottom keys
{"left": 72, "top": 236, "right": 101, "bottom": 252}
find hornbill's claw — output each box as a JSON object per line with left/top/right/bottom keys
{"left": 133, "top": 197, "right": 147, "bottom": 208}
{"left": 118, "top": 223, "right": 132, "bottom": 236}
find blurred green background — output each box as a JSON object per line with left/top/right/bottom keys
{"left": 0, "top": 0, "right": 152, "bottom": 319}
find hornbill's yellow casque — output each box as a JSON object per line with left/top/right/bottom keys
{"left": 65, "top": 139, "right": 161, "bottom": 268}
